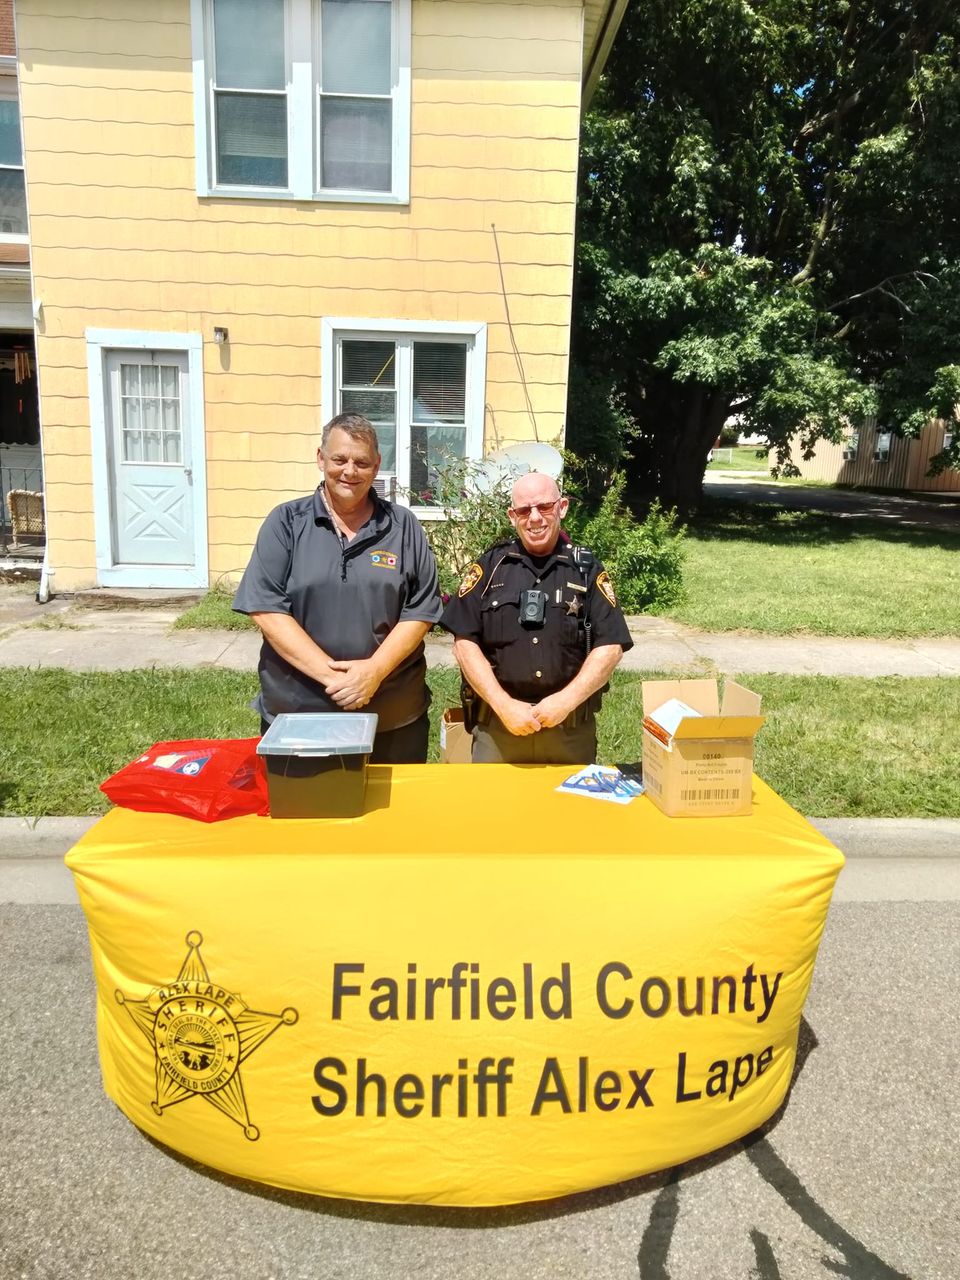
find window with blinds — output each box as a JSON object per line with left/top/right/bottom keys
{"left": 212, "top": 0, "right": 288, "bottom": 188}
{"left": 336, "top": 335, "right": 471, "bottom": 506}
{"left": 196, "top": 0, "right": 409, "bottom": 202}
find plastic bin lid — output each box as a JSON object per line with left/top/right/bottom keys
{"left": 256, "top": 712, "right": 378, "bottom": 757}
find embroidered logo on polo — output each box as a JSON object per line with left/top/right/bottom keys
{"left": 370, "top": 550, "right": 398, "bottom": 570}
{"left": 458, "top": 563, "right": 484, "bottom": 597}
{"left": 115, "top": 931, "right": 298, "bottom": 1142}
{"left": 597, "top": 571, "right": 618, "bottom": 607}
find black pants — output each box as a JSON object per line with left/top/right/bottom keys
{"left": 260, "top": 712, "right": 429, "bottom": 765}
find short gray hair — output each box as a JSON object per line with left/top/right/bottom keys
{"left": 321, "top": 413, "right": 381, "bottom": 456}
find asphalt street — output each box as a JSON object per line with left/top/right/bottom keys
{"left": 1, "top": 837, "right": 957, "bottom": 1280}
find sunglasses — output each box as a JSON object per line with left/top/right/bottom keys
{"left": 510, "top": 500, "right": 561, "bottom": 519}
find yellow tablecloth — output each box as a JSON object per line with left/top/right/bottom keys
{"left": 67, "top": 765, "right": 844, "bottom": 1206}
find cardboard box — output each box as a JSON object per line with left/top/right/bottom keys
{"left": 641, "top": 679, "right": 765, "bottom": 818}
{"left": 257, "top": 712, "right": 377, "bottom": 818}
{"left": 440, "top": 707, "right": 472, "bottom": 764}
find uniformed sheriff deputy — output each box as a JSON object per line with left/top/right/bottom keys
{"left": 440, "top": 471, "right": 633, "bottom": 763}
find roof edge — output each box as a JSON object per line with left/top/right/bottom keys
{"left": 582, "top": 0, "right": 631, "bottom": 107}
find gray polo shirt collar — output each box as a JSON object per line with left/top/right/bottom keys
{"left": 312, "top": 482, "right": 390, "bottom": 532}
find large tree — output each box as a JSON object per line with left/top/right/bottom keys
{"left": 570, "top": 0, "right": 960, "bottom": 510}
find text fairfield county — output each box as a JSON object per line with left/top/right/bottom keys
{"left": 330, "top": 961, "right": 784, "bottom": 1025}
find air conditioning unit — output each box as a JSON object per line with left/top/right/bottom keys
{"left": 373, "top": 475, "right": 397, "bottom": 501}
{"left": 873, "top": 432, "right": 892, "bottom": 463}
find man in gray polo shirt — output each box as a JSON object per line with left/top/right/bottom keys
{"left": 233, "top": 414, "right": 443, "bottom": 763}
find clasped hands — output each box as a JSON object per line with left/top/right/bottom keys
{"left": 322, "top": 658, "right": 382, "bottom": 711}
{"left": 497, "top": 692, "right": 573, "bottom": 736}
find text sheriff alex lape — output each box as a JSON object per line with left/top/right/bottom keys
{"left": 311, "top": 960, "right": 785, "bottom": 1120}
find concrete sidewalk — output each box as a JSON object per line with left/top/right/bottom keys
{"left": 2, "top": 605, "right": 959, "bottom": 676}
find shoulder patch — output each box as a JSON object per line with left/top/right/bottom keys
{"left": 458, "top": 562, "right": 484, "bottom": 597}
{"left": 596, "top": 570, "right": 618, "bottom": 608}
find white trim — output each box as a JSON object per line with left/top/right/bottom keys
{"left": 85, "top": 329, "right": 209, "bottom": 589}
{"left": 190, "top": 0, "right": 210, "bottom": 196}
{"left": 320, "top": 316, "right": 488, "bottom": 511}
{"left": 392, "top": 0, "right": 411, "bottom": 205}
{"left": 192, "top": 0, "right": 410, "bottom": 204}
{"left": 323, "top": 317, "right": 487, "bottom": 338}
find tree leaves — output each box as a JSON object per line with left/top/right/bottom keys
{"left": 570, "top": 0, "right": 960, "bottom": 507}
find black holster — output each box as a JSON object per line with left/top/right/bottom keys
{"left": 460, "top": 681, "right": 480, "bottom": 733}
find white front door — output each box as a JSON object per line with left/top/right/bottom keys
{"left": 105, "top": 350, "right": 194, "bottom": 567}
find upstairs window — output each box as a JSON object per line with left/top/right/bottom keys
{"left": 0, "top": 72, "right": 27, "bottom": 239}
{"left": 192, "top": 0, "right": 410, "bottom": 203}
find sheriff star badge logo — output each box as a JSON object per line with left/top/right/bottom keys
{"left": 116, "top": 931, "right": 298, "bottom": 1141}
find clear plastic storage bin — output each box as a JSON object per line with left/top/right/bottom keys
{"left": 256, "top": 713, "right": 378, "bottom": 818}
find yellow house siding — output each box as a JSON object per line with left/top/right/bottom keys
{"left": 17, "top": 0, "right": 584, "bottom": 589}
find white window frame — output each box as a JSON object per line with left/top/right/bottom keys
{"left": 321, "top": 318, "right": 488, "bottom": 520}
{"left": 191, "top": 0, "right": 411, "bottom": 204}
{"left": 0, "top": 61, "right": 28, "bottom": 244}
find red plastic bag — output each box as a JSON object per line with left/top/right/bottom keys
{"left": 100, "top": 738, "right": 269, "bottom": 822}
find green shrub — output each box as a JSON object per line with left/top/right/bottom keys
{"left": 564, "top": 473, "right": 686, "bottom": 612}
{"left": 424, "top": 457, "right": 685, "bottom": 613}
{"left": 718, "top": 423, "right": 741, "bottom": 446}
{"left": 422, "top": 460, "right": 514, "bottom": 598}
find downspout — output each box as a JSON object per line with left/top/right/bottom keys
{"left": 36, "top": 546, "right": 53, "bottom": 602}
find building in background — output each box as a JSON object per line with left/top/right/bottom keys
{"left": 13, "top": 0, "right": 629, "bottom": 591}
{"left": 786, "top": 420, "right": 960, "bottom": 494}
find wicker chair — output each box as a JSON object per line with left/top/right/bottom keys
{"left": 6, "top": 489, "right": 45, "bottom": 547}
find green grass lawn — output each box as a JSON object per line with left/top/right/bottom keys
{"left": 176, "top": 499, "right": 960, "bottom": 639}
{"left": 173, "top": 586, "right": 253, "bottom": 631}
{"left": 4, "top": 666, "right": 957, "bottom": 818}
{"left": 706, "top": 446, "right": 771, "bottom": 472}
{"left": 658, "top": 500, "right": 960, "bottom": 636}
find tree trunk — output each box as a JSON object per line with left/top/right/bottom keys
{"left": 623, "top": 378, "right": 732, "bottom": 514}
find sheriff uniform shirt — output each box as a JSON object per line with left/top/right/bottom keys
{"left": 439, "top": 540, "right": 633, "bottom": 701}
{"left": 234, "top": 487, "right": 442, "bottom": 730}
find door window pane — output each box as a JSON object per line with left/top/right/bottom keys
{"left": 160, "top": 365, "right": 179, "bottom": 398}
{"left": 216, "top": 93, "right": 288, "bottom": 187}
{"left": 123, "top": 431, "right": 143, "bottom": 463}
{"left": 322, "top": 0, "right": 392, "bottom": 95}
{"left": 214, "top": 0, "right": 285, "bottom": 90}
{"left": 141, "top": 366, "right": 159, "bottom": 399}
{"left": 320, "top": 98, "right": 391, "bottom": 190}
{"left": 119, "top": 361, "right": 184, "bottom": 466}
{"left": 120, "top": 364, "right": 140, "bottom": 397}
